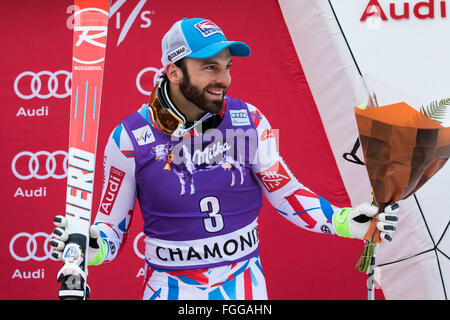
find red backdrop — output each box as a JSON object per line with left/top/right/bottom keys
{"left": 1, "top": 0, "right": 376, "bottom": 299}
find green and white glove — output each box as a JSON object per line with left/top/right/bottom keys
{"left": 332, "top": 202, "right": 399, "bottom": 242}
{"left": 51, "top": 215, "right": 108, "bottom": 266}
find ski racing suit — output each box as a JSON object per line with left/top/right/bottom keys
{"left": 91, "top": 95, "right": 340, "bottom": 300}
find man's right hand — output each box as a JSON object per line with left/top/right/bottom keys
{"left": 50, "top": 215, "right": 107, "bottom": 266}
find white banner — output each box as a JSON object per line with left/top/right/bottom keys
{"left": 280, "top": 0, "right": 449, "bottom": 299}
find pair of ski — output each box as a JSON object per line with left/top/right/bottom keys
{"left": 58, "top": 0, "right": 110, "bottom": 300}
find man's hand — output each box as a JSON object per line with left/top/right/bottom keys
{"left": 332, "top": 203, "right": 399, "bottom": 242}
{"left": 50, "top": 215, "right": 107, "bottom": 266}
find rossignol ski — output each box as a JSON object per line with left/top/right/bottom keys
{"left": 57, "top": 0, "right": 110, "bottom": 300}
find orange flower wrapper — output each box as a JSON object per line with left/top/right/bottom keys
{"left": 355, "top": 102, "right": 450, "bottom": 243}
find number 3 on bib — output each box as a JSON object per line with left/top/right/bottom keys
{"left": 200, "top": 196, "right": 224, "bottom": 233}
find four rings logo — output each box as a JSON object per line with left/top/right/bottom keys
{"left": 14, "top": 70, "right": 71, "bottom": 100}
{"left": 9, "top": 232, "right": 55, "bottom": 262}
{"left": 230, "top": 109, "right": 251, "bottom": 126}
{"left": 12, "top": 151, "right": 68, "bottom": 180}
{"left": 9, "top": 231, "right": 146, "bottom": 262}
{"left": 136, "top": 67, "right": 165, "bottom": 95}
{"left": 133, "top": 232, "right": 145, "bottom": 260}
{"left": 230, "top": 112, "right": 248, "bottom": 119}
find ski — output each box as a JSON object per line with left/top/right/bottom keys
{"left": 58, "top": 0, "right": 110, "bottom": 300}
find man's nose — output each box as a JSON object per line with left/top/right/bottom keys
{"left": 215, "top": 69, "right": 231, "bottom": 87}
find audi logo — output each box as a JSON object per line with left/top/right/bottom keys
{"left": 11, "top": 151, "right": 68, "bottom": 180}
{"left": 136, "top": 67, "right": 164, "bottom": 95}
{"left": 9, "top": 232, "right": 56, "bottom": 262}
{"left": 133, "top": 232, "right": 145, "bottom": 260}
{"left": 9, "top": 231, "right": 146, "bottom": 262}
{"left": 14, "top": 70, "right": 71, "bottom": 100}
{"left": 231, "top": 112, "right": 248, "bottom": 119}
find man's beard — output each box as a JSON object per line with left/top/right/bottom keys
{"left": 179, "top": 72, "right": 227, "bottom": 115}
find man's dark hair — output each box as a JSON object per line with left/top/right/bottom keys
{"left": 162, "top": 58, "right": 188, "bottom": 82}
{"left": 174, "top": 58, "right": 187, "bottom": 74}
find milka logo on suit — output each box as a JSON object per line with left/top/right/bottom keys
{"left": 152, "top": 139, "right": 247, "bottom": 196}
{"left": 149, "top": 126, "right": 277, "bottom": 195}
{"left": 192, "top": 141, "right": 231, "bottom": 165}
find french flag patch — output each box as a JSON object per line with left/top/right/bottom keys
{"left": 194, "top": 20, "right": 224, "bottom": 37}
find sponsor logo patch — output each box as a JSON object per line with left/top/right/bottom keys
{"left": 167, "top": 45, "right": 187, "bottom": 62}
{"left": 132, "top": 125, "right": 155, "bottom": 146}
{"left": 229, "top": 109, "right": 251, "bottom": 126}
{"left": 99, "top": 166, "right": 125, "bottom": 215}
{"left": 194, "top": 20, "right": 224, "bottom": 37}
{"left": 255, "top": 161, "right": 291, "bottom": 193}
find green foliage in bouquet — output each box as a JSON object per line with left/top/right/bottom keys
{"left": 420, "top": 98, "right": 450, "bottom": 125}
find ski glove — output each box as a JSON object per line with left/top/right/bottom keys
{"left": 332, "top": 202, "right": 399, "bottom": 242}
{"left": 50, "top": 215, "right": 108, "bottom": 266}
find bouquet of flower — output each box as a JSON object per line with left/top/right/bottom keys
{"left": 354, "top": 102, "right": 450, "bottom": 273}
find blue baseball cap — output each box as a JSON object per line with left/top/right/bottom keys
{"left": 161, "top": 18, "right": 251, "bottom": 67}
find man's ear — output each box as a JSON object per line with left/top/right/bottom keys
{"left": 165, "top": 62, "right": 182, "bottom": 86}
